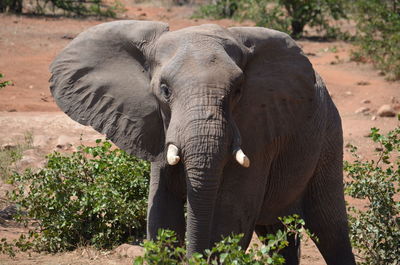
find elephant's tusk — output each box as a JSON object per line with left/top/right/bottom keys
{"left": 167, "top": 144, "right": 180, "bottom": 165}
{"left": 235, "top": 149, "right": 250, "bottom": 168}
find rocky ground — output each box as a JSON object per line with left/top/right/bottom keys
{"left": 0, "top": 1, "right": 399, "bottom": 264}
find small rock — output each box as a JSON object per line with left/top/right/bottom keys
{"left": 56, "top": 135, "right": 73, "bottom": 150}
{"left": 1, "top": 143, "right": 17, "bottom": 150}
{"left": 7, "top": 109, "right": 17, "bottom": 112}
{"left": 0, "top": 205, "right": 17, "bottom": 220}
{"left": 33, "top": 135, "right": 51, "bottom": 148}
{"left": 361, "top": 99, "right": 371, "bottom": 104}
{"left": 305, "top": 52, "right": 316, "bottom": 57}
{"left": 355, "top": 107, "right": 370, "bottom": 114}
{"left": 115, "top": 244, "right": 144, "bottom": 258}
{"left": 371, "top": 115, "right": 377, "bottom": 121}
{"left": 345, "top": 91, "right": 353, "bottom": 96}
{"left": 377, "top": 104, "right": 396, "bottom": 117}
{"left": 18, "top": 154, "right": 37, "bottom": 167}
{"left": 62, "top": 34, "right": 75, "bottom": 40}
{"left": 17, "top": 149, "right": 46, "bottom": 168}
{"left": 356, "top": 81, "right": 370, "bottom": 86}
{"left": 28, "top": 85, "right": 34, "bottom": 89}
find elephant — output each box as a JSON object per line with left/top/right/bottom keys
{"left": 49, "top": 20, "right": 356, "bottom": 264}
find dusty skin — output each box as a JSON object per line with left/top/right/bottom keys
{"left": 0, "top": 2, "right": 399, "bottom": 264}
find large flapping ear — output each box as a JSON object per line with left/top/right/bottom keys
{"left": 228, "top": 27, "right": 317, "bottom": 143}
{"left": 50, "top": 20, "right": 169, "bottom": 161}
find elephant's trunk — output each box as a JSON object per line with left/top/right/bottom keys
{"left": 165, "top": 87, "right": 249, "bottom": 255}
{"left": 183, "top": 132, "right": 228, "bottom": 256}
{"left": 177, "top": 93, "right": 230, "bottom": 255}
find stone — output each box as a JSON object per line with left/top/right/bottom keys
{"left": 56, "top": 135, "right": 73, "bottom": 150}
{"left": 1, "top": 143, "right": 17, "bottom": 150}
{"left": 114, "top": 244, "right": 144, "bottom": 258}
{"left": 355, "top": 107, "right": 370, "bottom": 114}
{"left": 33, "top": 135, "right": 51, "bottom": 148}
{"left": 16, "top": 149, "right": 45, "bottom": 169}
{"left": 361, "top": 99, "right": 371, "bottom": 104}
{"left": 377, "top": 104, "right": 396, "bottom": 117}
{"left": 0, "top": 205, "right": 17, "bottom": 220}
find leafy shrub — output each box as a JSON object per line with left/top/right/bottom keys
{"left": 134, "top": 215, "right": 311, "bottom": 265}
{"left": 0, "top": 0, "right": 125, "bottom": 17}
{"left": 0, "top": 0, "right": 22, "bottom": 13}
{"left": 195, "top": 0, "right": 348, "bottom": 38}
{"left": 0, "top": 73, "right": 12, "bottom": 89}
{"left": 194, "top": 0, "right": 239, "bottom": 19}
{"left": 344, "top": 121, "right": 400, "bottom": 264}
{"left": 0, "top": 131, "right": 33, "bottom": 180}
{"left": 6, "top": 139, "right": 150, "bottom": 252}
{"left": 351, "top": 0, "right": 400, "bottom": 80}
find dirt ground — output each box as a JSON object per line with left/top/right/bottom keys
{"left": 0, "top": 1, "right": 399, "bottom": 264}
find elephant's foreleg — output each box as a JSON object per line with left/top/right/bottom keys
{"left": 303, "top": 139, "right": 356, "bottom": 265}
{"left": 255, "top": 224, "right": 300, "bottom": 265}
{"left": 147, "top": 162, "right": 186, "bottom": 244}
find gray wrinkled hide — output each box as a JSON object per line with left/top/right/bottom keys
{"left": 50, "top": 21, "right": 356, "bottom": 265}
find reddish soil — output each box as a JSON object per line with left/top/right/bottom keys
{"left": 0, "top": 2, "right": 399, "bottom": 264}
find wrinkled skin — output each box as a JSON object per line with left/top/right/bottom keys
{"left": 50, "top": 20, "right": 356, "bottom": 265}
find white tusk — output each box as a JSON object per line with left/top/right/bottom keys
{"left": 235, "top": 149, "right": 250, "bottom": 168}
{"left": 167, "top": 144, "right": 180, "bottom": 165}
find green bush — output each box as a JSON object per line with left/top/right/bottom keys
{"left": 195, "top": 0, "right": 348, "bottom": 38}
{"left": 0, "top": 0, "right": 125, "bottom": 17}
{"left": 0, "top": 131, "right": 33, "bottom": 180}
{"left": 351, "top": 0, "right": 400, "bottom": 80}
{"left": 344, "top": 121, "right": 400, "bottom": 264}
{"left": 0, "top": 73, "right": 12, "bottom": 89}
{"left": 6, "top": 139, "right": 150, "bottom": 252}
{"left": 0, "top": 0, "right": 22, "bottom": 13}
{"left": 194, "top": 0, "right": 239, "bottom": 19}
{"left": 134, "top": 215, "right": 312, "bottom": 265}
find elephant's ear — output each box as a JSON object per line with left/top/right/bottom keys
{"left": 50, "top": 20, "right": 169, "bottom": 161}
{"left": 228, "top": 27, "right": 317, "bottom": 141}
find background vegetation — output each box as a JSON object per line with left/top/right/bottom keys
{"left": 0, "top": 73, "right": 12, "bottom": 90}
{"left": 196, "top": 0, "right": 400, "bottom": 80}
{"left": 195, "top": 0, "right": 347, "bottom": 38}
{"left": 1, "top": 0, "right": 399, "bottom": 79}
{"left": 0, "top": 131, "right": 33, "bottom": 181}
{"left": 351, "top": 0, "right": 400, "bottom": 80}
{"left": 345, "top": 121, "right": 400, "bottom": 265}
{"left": 134, "top": 216, "right": 311, "bottom": 265}
{"left": 0, "top": 0, "right": 399, "bottom": 261}
{"left": 0, "top": 0, "right": 125, "bottom": 17}
{"left": 2, "top": 123, "right": 399, "bottom": 263}
{"left": 2, "top": 140, "right": 150, "bottom": 253}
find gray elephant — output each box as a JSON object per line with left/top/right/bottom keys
{"left": 49, "top": 20, "right": 355, "bottom": 264}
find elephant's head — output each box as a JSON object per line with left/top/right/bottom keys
{"left": 50, "top": 20, "right": 315, "bottom": 255}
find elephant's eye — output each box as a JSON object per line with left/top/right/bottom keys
{"left": 233, "top": 87, "right": 242, "bottom": 101}
{"left": 160, "top": 84, "right": 171, "bottom": 101}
